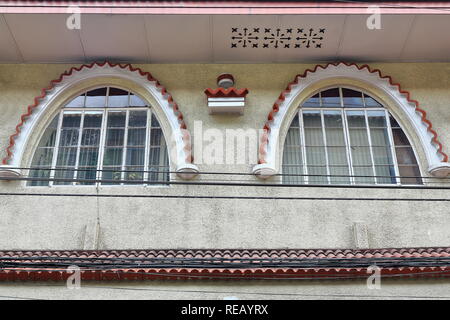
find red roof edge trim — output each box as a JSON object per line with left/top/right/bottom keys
{"left": 2, "top": 61, "right": 193, "bottom": 165}
{"left": 1, "top": 247, "right": 449, "bottom": 281}
{"left": 258, "top": 62, "right": 449, "bottom": 164}
{"left": 1, "top": 267, "right": 449, "bottom": 282}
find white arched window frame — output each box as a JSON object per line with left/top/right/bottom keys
{"left": 281, "top": 85, "right": 423, "bottom": 185}
{"left": 0, "top": 63, "right": 198, "bottom": 181}
{"left": 28, "top": 86, "right": 171, "bottom": 186}
{"left": 253, "top": 63, "right": 450, "bottom": 179}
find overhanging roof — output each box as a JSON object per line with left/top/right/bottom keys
{"left": 0, "top": 1, "right": 449, "bottom": 63}
{"left": 1, "top": 247, "right": 449, "bottom": 281}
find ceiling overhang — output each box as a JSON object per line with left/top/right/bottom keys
{"left": 0, "top": 1, "right": 449, "bottom": 63}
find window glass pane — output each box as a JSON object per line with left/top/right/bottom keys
{"left": 367, "top": 110, "right": 387, "bottom": 127}
{"left": 35, "top": 115, "right": 59, "bottom": 149}
{"left": 303, "top": 111, "right": 322, "bottom": 127}
{"left": 364, "top": 94, "right": 382, "bottom": 108}
{"left": 304, "top": 128, "right": 324, "bottom": 146}
{"left": 81, "top": 128, "right": 101, "bottom": 146}
{"left": 130, "top": 94, "right": 147, "bottom": 107}
{"left": 285, "top": 128, "right": 300, "bottom": 146}
{"left": 129, "top": 111, "right": 147, "bottom": 127}
{"left": 321, "top": 88, "right": 340, "bottom": 107}
{"left": 125, "top": 166, "right": 144, "bottom": 182}
{"left": 102, "top": 167, "right": 122, "bottom": 185}
{"left": 329, "top": 166, "right": 350, "bottom": 184}
{"left": 283, "top": 146, "right": 302, "bottom": 165}
{"left": 370, "top": 128, "right": 390, "bottom": 146}
{"left": 342, "top": 88, "right": 363, "bottom": 108}
{"left": 282, "top": 165, "right": 304, "bottom": 184}
{"left": 390, "top": 115, "right": 401, "bottom": 128}
{"left": 54, "top": 147, "right": 77, "bottom": 185}
{"left": 375, "top": 165, "right": 396, "bottom": 184}
{"left": 107, "top": 111, "right": 126, "bottom": 127}
{"left": 346, "top": 111, "right": 366, "bottom": 128}
{"left": 323, "top": 110, "right": 343, "bottom": 128}
{"left": 106, "top": 112, "right": 126, "bottom": 147}
{"left": 307, "top": 166, "right": 328, "bottom": 184}
{"left": 77, "top": 167, "right": 97, "bottom": 185}
{"left": 54, "top": 168, "right": 76, "bottom": 185}
{"left": 351, "top": 147, "right": 372, "bottom": 165}
{"left": 65, "top": 94, "right": 85, "bottom": 108}
{"left": 148, "top": 146, "right": 169, "bottom": 183}
{"left": 57, "top": 115, "right": 80, "bottom": 185}
{"left": 86, "top": 88, "right": 107, "bottom": 108}
{"left": 78, "top": 148, "right": 99, "bottom": 167}
{"left": 392, "top": 128, "right": 410, "bottom": 146}
{"left": 151, "top": 113, "right": 161, "bottom": 128}
{"left": 62, "top": 114, "right": 81, "bottom": 128}
{"left": 348, "top": 129, "right": 369, "bottom": 146}
{"left": 56, "top": 147, "right": 77, "bottom": 167}
{"left": 150, "top": 127, "right": 164, "bottom": 146}
{"left": 59, "top": 129, "right": 79, "bottom": 147}
{"left": 29, "top": 148, "right": 54, "bottom": 186}
{"left": 31, "top": 148, "right": 54, "bottom": 168}
{"left": 395, "top": 146, "right": 418, "bottom": 165}
{"left": 29, "top": 168, "right": 52, "bottom": 186}
{"left": 325, "top": 128, "right": 346, "bottom": 146}
{"left": 372, "top": 147, "right": 394, "bottom": 165}
{"left": 327, "top": 147, "right": 348, "bottom": 165}
{"left": 289, "top": 113, "right": 300, "bottom": 127}
{"left": 77, "top": 147, "right": 99, "bottom": 185}
{"left": 126, "top": 148, "right": 145, "bottom": 166}
{"left": 398, "top": 165, "right": 422, "bottom": 185}
{"left": 103, "top": 148, "right": 123, "bottom": 166}
{"left": 106, "top": 129, "right": 124, "bottom": 146}
{"left": 302, "top": 93, "right": 320, "bottom": 107}
{"left": 353, "top": 166, "right": 375, "bottom": 184}
{"left": 128, "top": 128, "right": 146, "bottom": 146}
{"left": 306, "top": 146, "right": 326, "bottom": 165}
{"left": 83, "top": 113, "right": 102, "bottom": 128}
{"left": 108, "top": 87, "right": 129, "bottom": 108}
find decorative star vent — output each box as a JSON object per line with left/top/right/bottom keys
{"left": 231, "top": 27, "right": 326, "bottom": 49}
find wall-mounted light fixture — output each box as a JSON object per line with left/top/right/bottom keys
{"left": 204, "top": 74, "right": 249, "bottom": 115}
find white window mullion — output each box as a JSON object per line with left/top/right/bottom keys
{"left": 320, "top": 110, "right": 331, "bottom": 184}
{"left": 299, "top": 110, "right": 309, "bottom": 184}
{"left": 385, "top": 110, "right": 401, "bottom": 185}
{"left": 120, "top": 110, "right": 130, "bottom": 185}
{"left": 96, "top": 110, "right": 108, "bottom": 186}
{"left": 341, "top": 109, "right": 355, "bottom": 185}
{"left": 72, "top": 112, "right": 85, "bottom": 185}
{"left": 143, "top": 108, "right": 151, "bottom": 185}
{"left": 49, "top": 111, "right": 64, "bottom": 187}
{"left": 364, "top": 110, "right": 378, "bottom": 184}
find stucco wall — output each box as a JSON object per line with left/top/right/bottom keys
{"left": 1, "top": 279, "right": 449, "bottom": 300}
{"left": 0, "top": 63, "right": 449, "bottom": 251}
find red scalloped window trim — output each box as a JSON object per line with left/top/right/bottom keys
{"left": 258, "top": 62, "right": 449, "bottom": 164}
{"left": 1, "top": 61, "right": 193, "bottom": 165}
{"left": 204, "top": 87, "right": 249, "bottom": 98}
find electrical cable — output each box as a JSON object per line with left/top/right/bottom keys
{"left": 3, "top": 175, "right": 450, "bottom": 190}
{"left": 8, "top": 166, "right": 448, "bottom": 180}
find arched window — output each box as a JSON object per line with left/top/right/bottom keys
{"left": 28, "top": 87, "right": 169, "bottom": 186}
{"left": 282, "top": 87, "right": 422, "bottom": 185}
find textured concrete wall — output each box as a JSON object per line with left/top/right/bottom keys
{"left": 0, "top": 63, "right": 449, "bottom": 299}
{"left": 0, "top": 279, "right": 449, "bottom": 300}
{"left": 0, "top": 63, "right": 449, "bottom": 251}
